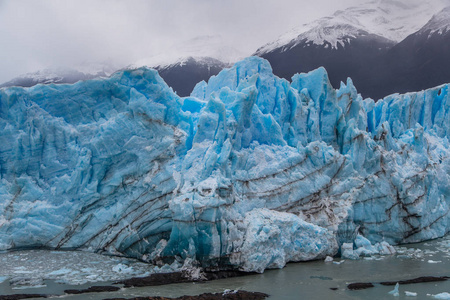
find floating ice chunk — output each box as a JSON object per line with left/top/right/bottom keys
{"left": 80, "top": 267, "right": 95, "bottom": 273}
{"left": 432, "top": 293, "right": 450, "bottom": 300}
{"left": 428, "top": 260, "right": 442, "bottom": 263}
{"left": 405, "top": 291, "right": 417, "bottom": 296}
{"left": 13, "top": 270, "right": 33, "bottom": 274}
{"left": 12, "top": 284, "right": 47, "bottom": 290}
{"left": 10, "top": 277, "right": 46, "bottom": 289}
{"left": 388, "top": 282, "right": 400, "bottom": 296}
{"left": 48, "top": 268, "right": 72, "bottom": 276}
{"left": 325, "top": 256, "right": 334, "bottom": 262}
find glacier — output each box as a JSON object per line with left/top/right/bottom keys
{"left": 0, "top": 56, "right": 449, "bottom": 273}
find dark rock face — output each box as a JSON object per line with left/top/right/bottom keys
{"left": 103, "top": 290, "right": 269, "bottom": 300}
{"left": 380, "top": 276, "right": 450, "bottom": 286}
{"left": 116, "top": 270, "right": 252, "bottom": 288}
{"left": 257, "top": 34, "right": 394, "bottom": 100}
{"left": 0, "top": 295, "right": 47, "bottom": 300}
{"left": 64, "top": 286, "right": 121, "bottom": 294}
{"left": 378, "top": 30, "right": 450, "bottom": 97}
{"left": 155, "top": 57, "right": 227, "bottom": 97}
{"left": 347, "top": 276, "right": 449, "bottom": 290}
{"left": 347, "top": 282, "right": 375, "bottom": 290}
{"left": 116, "top": 272, "right": 191, "bottom": 288}
{"left": 257, "top": 30, "right": 450, "bottom": 100}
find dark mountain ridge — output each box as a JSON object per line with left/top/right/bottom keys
{"left": 256, "top": 6, "right": 450, "bottom": 100}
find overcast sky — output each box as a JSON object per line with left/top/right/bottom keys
{"left": 0, "top": 0, "right": 361, "bottom": 83}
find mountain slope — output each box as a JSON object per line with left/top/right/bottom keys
{"left": 377, "top": 6, "right": 450, "bottom": 95}
{"left": 153, "top": 57, "right": 228, "bottom": 97}
{"left": 0, "top": 67, "right": 112, "bottom": 89}
{"left": 257, "top": 0, "right": 446, "bottom": 55}
{"left": 1, "top": 36, "right": 242, "bottom": 97}
{"left": 133, "top": 36, "right": 244, "bottom": 96}
{"left": 259, "top": 31, "right": 394, "bottom": 99}
{"left": 0, "top": 61, "right": 120, "bottom": 89}
{"left": 256, "top": 0, "right": 450, "bottom": 100}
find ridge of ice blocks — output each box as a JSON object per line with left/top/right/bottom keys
{"left": 0, "top": 57, "right": 449, "bottom": 273}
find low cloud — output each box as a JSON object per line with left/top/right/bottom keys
{"left": 0, "top": 0, "right": 360, "bottom": 82}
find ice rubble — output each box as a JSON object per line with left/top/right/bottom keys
{"left": 0, "top": 57, "right": 449, "bottom": 273}
{"left": 0, "top": 250, "right": 157, "bottom": 286}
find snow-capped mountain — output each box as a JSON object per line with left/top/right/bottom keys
{"left": 132, "top": 35, "right": 245, "bottom": 96}
{"left": 256, "top": 0, "right": 448, "bottom": 54}
{"left": 256, "top": 0, "right": 450, "bottom": 100}
{"left": 134, "top": 35, "right": 244, "bottom": 68}
{"left": 419, "top": 5, "right": 450, "bottom": 36}
{"left": 0, "top": 36, "right": 244, "bottom": 97}
{"left": 153, "top": 57, "right": 228, "bottom": 97}
{"left": 0, "top": 62, "right": 119, "bottom": 89}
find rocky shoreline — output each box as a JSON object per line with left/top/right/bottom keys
{"left": 347, "top": 276, "right": 450, "bottom": 290}
{"left": 0, "top": 270, "right": 268, "bottom": 300}
{"left": 103, "top": 290, "right": 269, "bottom": 300}
{"left": 0, "top": 290, "right": 269, "bottom": 300}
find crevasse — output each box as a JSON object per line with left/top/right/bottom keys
{"left": 0, "top": 57, "right": 449, "bottom": 273}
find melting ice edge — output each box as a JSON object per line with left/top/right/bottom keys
{"left": 0, "top": 56, "right": 449, "bottom": 273}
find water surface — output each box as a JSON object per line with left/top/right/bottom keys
{"left": 0, "top": 236, "right": 448, "bottom": 299}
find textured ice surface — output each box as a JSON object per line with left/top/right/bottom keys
{"left": 0, "top": 250, "right": 159, "bottom": 286}
{"left": 230, "top": 208, "right": 337, "bottom": 273}
{"left": 0, "top": 57, "right": 449, "bottom": 273}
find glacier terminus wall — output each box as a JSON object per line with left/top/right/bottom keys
{"left": 0, "top": 57, "right": 449, "bottom": 273}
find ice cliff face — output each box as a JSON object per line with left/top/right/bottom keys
{"left": 0, "top": 57, "right": 449, "bottom": 273}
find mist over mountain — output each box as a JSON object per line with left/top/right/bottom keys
{"left": 0, "top": 36, "right": 243, "bottom": 97}
{"left": 131, "top": 36, "right": 244, "bottom": 96}
{"left": 2, "top": 1, "right": 450, "bottom": 100}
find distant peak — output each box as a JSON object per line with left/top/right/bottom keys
{"left": 419, "top": 6, "right": 450, "bottom": 36}
{"left": 256, "top": 0, "right": 447, "bottom": 54}
{"left": 133, "top": 35, "right": 246, "bottom": 69}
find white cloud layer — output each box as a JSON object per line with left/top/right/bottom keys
{"left": 0, "top": 0, "right": 361, "bottom": 82}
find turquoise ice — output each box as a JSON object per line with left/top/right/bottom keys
{"left": 0, "top": 57, "right": 449, "bottom": 272}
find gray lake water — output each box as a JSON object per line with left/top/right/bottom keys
{"left": 0, "top": 235, "right": 449, "bottom": 299}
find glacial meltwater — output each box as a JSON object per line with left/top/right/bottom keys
{"left": 0, "top": 235, "right": 449, "bottom": 300}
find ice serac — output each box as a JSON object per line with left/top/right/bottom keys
{"left": 0, "top": 68, "right": 190, "bottom": 258}
{"left": 0, "top": 57, "right": 449, "bottom": 273}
